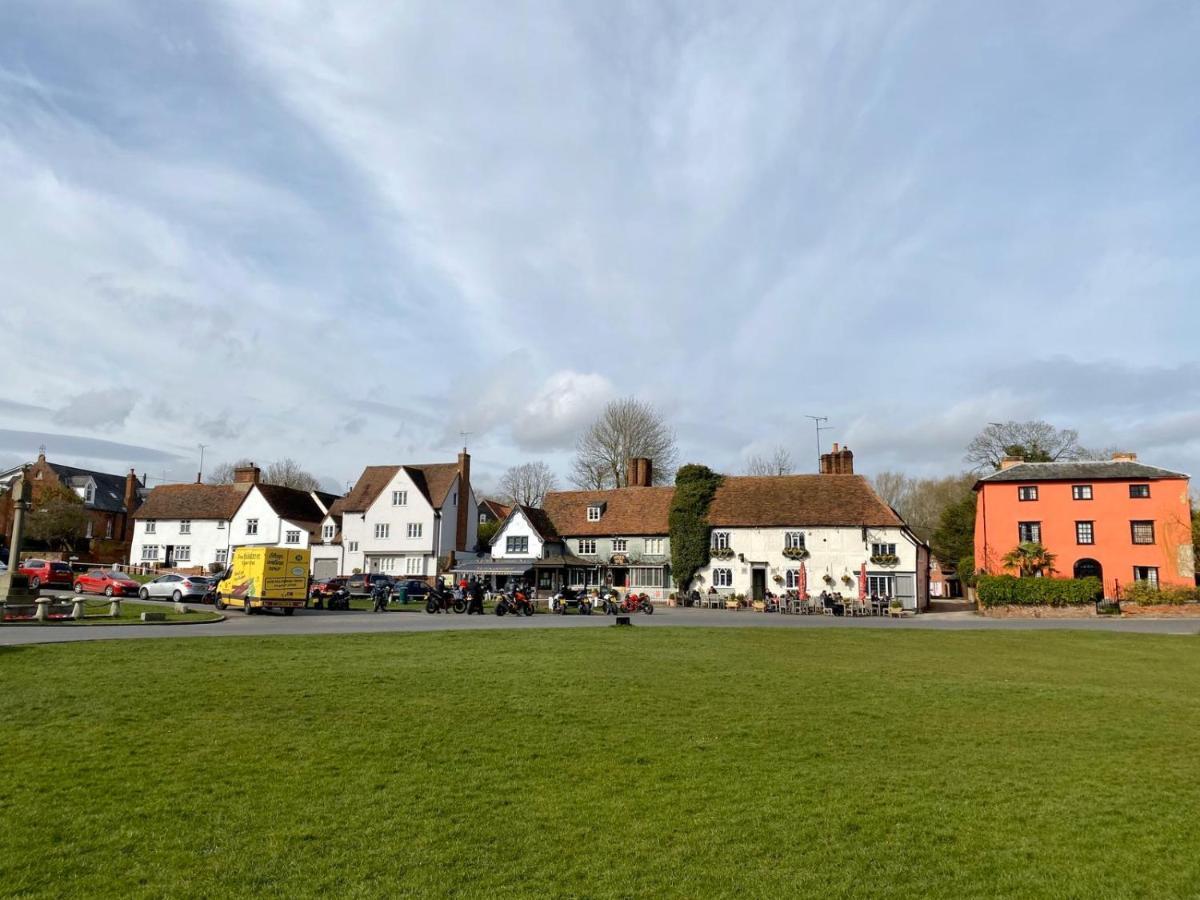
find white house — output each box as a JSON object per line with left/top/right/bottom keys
{"left": 337, "top": 452, "right": 478, "bottom": 579}
{"left": 453, "top": 504, "right": 594, "bottom": 591}
{"left": 130, "top": 482, "right": 252, "bottom": 570}
{"left": 228, "top": 481, "right": 338, "bottom": 554}
{"left": 310, "top": 499, "right": 346, "bottom": 581}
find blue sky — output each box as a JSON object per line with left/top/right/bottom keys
{"left": 2, "top": 1, "right": 1198, "bottom": 493}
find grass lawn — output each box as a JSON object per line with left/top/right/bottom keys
{"left": 1, "top": 628, "right": 1198, "bottom": 897}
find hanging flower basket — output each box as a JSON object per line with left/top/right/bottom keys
{"left": 822, "top": 574, "right": 835, "bottom": 584}
{"left": 870, "top": 554, "right": 900, "bottom": 567}
{"left": 782, "top": 547, "right": 810, "bottom": 560}
{"left": 710, "top": 547, "right": 735, "bottom": 560}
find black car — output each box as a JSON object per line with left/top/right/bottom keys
{"left": 396, "top": 579, "right": 432, "bottom": 600}
{"left": 345, "top": 573, "right": 396, "bottom": 597}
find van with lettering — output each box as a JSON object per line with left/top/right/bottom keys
{"left": 215, "top": 547, "right": 310, "bottom": 616}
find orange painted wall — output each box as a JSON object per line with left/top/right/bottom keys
{"left": 974, "top": 477, "right": 1194, "bottom": 597}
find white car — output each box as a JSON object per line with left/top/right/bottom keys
{"left": 139, "top": 574, "right": 212, "bottom": 602}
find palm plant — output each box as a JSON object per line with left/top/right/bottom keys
{"left": 1002, "top": 542, "right": 1057, "bottom": 578}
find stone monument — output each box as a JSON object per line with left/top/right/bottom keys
{"left": 0, "top": 465, "right": 38, "bottom": 612}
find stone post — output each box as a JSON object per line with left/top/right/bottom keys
{"left": 72, "top": 597, "right": 87, "bottom": 619}
{"left": 0, "top": 467, "right": 38, "bottom": 613}
{"left": 109, "top": 599, "right": 121, "bottom": 618}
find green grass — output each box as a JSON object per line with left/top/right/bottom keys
{"left": 5, "top": 599, "right": 222, "bottom": 626}
{"left": 1, "top": 629, "right": 1198, "bottom": 897}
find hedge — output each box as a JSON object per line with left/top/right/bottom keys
{"left": 1123, "top": 582, "right": 1200, "bottom": 606}
{"left": 977, "top": 574, "right": 1102, "bottom": 607}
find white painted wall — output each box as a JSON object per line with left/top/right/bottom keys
{"left": 490, "top": 510, "right": 544, "bottom": 559}
{"left": 129, "top": 518, "right": 232, "bottom": 570}
{"left": 228, "top": 487, "right": 313, "bottom": 550}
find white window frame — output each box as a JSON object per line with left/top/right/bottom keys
{"left": 712, "top": 568, "right": 733, "bottom": 588}
{"left": 217, "top": 520, "right": 226, "bottom": 530}
{"left": 868, "top": 574, "right": 894, "bottom": 597}
{"left": 407, "top": 523, "right": 422, "bottom": 539}
{"left": 348, "top": 541, "right": 359, "bottom": 553}
{"left": 285, "top": 530, "right": 301, "bottom": 545}
{"left": 406, "top": 557, "right": 422, "bottom": 575}
{"left": 506, "top": 535, "right": 529, "bottom": 555}
{"left": 215, "top": 548, "right": 228, "bottom": 565}
{"left": 174, "top": 545, "right": 191, "bottom": 562}
{"left": 141, "top": 545, "right": 160, "bottom": 561}
{"left": 630, "top": 567, "right": 663, "bottom": 588}
{"left": 587, "top": 506, "right": 601, "bottom": 522}
{"left": 322, "top": 524, "right": 335, "bottom": 541}
{"left": 392, "top": 490, "right": 408, "bottom": 506}
{"left": 613, "top": 538, "right": 628, "bottom": 553}
{"left": 645, "top": 538, "right": 664, "bottom": 555}
{"left": 246, "top": 518, "right": 259, "bottom": 536}
{"left": 84, "top": 483, "right": 96, "bottom": 504}
{"left": 785, "top": 532, "right": 805, "bottom": 550}
{"left": 871, "top": 542, "right": 897, "bottom": 557}
{"left": 375, "top": 523, "right": 390, "bottom": 540}
{"left": 785, "top": 568, "right": 800, "bottom": 589}
{"left": 1133, "top": 566, "right": 1159, "bottom": 587}
{"left": 712, "top": 531, "right": 730, "bottom": 550}
{"left": 145, "top": 520, "right": 156, "bottom": 535}
{"left": 85, "top": 519, "right": 94, "bottom": 539}
{"left": 579, "top": 539, "right": 596, "bottom": 555}
{"left": 179, "top": 519, "right": 191, "bottom": 535}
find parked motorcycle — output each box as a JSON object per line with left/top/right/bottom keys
{"left": 425, "top": 585, "right": 467, "bottom": 614}
{"left": 549, "top": 586, "right": 592, "bottom": 615}
{"left": 371, "top": 581, "right": 392, "bottom": 613}
{"left": 619, "top": 591, "right": 655, "bottom": 615}
{"left": 495, "top": 584, "right": 535, "bottom": 617}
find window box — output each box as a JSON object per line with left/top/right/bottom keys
{"left": 781, "top": 546, "right": 810, "bottom": 560}
{"left": 709, "top": 547, "right": 735, "bottom": 560}
{"left": 869, "top": 553, "right": 900, "bottom": 566}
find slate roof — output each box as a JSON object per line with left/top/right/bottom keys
{"left": 708, "top": 475, "right": 904, "bottom": 528}
{"left": 48, "top": 463, "right": 130, "bottom": 513}
{"left": 134, "top": 483, "right": 251, "bottom": 520}
{"left": 542, "top": 487, "right": 675, "bottom": 536}
{"left": 340, "top": 462, "right": 461, "bottom": 513}
{"left": 480, "top": 499, "right": 512, "bottom": 521}
{"left": 255, "top": 483, "right": 330, "bottom": 525}
{"left": 976, "top": 460, "right": 1189, "bottom": 486}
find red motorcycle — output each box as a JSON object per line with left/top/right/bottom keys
{"left": 495, "top": 585, "right": 535, "bottom": 617}
{"left": 619, "top": 592, "right": 655, "bottom": 615}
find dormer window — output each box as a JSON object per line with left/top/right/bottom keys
{"left": 587, "top": 505, "right": 602, "bottom": 522}
{"left": 84, "top": 482, "right": 96, "bottom": 504}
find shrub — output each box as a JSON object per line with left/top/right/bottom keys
{"left": 1124, "top": 582, "right": 1200, "bottom": 606}
{"left": 668, "top": 464, "right": 723, "bottom": 591}
{"left": 977, "top": 574, "right": 1102, "bottom": 608}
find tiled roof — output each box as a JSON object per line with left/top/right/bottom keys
{"left": 542, "top": 487, "right": 675, "bottom": 536}
{"left": 255, "top": 483, "right": 330, "bottom": 525}
{"left": 134, "top": 483, "right": 251, "bottom": 520}
{"left": 481, "top": 499, "right": 512, "bottom": 520}
{"left": 340, "top": 465, "right": 402, "bottom": 513}
{"left": 520, "top": 505, "right": 560, "bottom": 541}
{"left": 49, "top": 463, "right": 129, "bottom": 513}
{"left": 340, "top": 462, "right": 461, "bottom": 513}
{"left": 709, "top": 475, "right": 903, "bottom": 528}
{"left": 404, "top": 463, "right": 460, "bottom": 509}
{"left": 976, "top": 460, "right": 1189, "bottom": 485}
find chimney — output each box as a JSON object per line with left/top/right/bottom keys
{"left": 999, "top": 456, "right": 1024, "bottom": 470}
{"left": 628, "top": 457, "right": 652, "bottom": 487}
{"left": 233, "top": 463, "right": 261, "bottom": 484}
{"left": 122, "top": 468, "right": 142, "bottom": 542}
{"left": 456, "top": 449, "right": 470, "bottom": 551}
{"left": 1111, "top": 451, "right": 1138, "bottom": 462}
{"left": 819, "top": 445, "right": 854, "bottom": 475}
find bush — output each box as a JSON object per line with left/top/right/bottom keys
{"left": 1123, "top": 582, "right": 1200, "bottom": 606}
{"left": 977, "top": 574, "right": 1102, "bottom": 608}
{"left": 668, "top": 464, "right": 723, "bottom": 591}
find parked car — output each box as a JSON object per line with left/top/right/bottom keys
{"left": 19, "top": 559, "right": 73, "bottom": 590}
{"left": 74, "top": 569, "right": 142, "bottom": 597}
{"left": 395, "top": 579, "right": 431, "bottom": 600}
{"left": 139, "top": 573, "right": 214, "bottom": 602}
{"left": 345, "top": 573, "right": 395, "bottom": 597}
{"left": 309, "top": 576, "right": 348, "bottom": 602}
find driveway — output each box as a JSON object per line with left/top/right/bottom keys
{"left": 2, "top": 606, "right": 1198, "bottom": 645}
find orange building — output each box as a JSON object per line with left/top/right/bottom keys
{"left": 974, "top": 453, "right": 1194, "bottom": 598}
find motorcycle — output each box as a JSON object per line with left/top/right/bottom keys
{"left": 371, "top": 581, "right": 392, "bottom": 613}
{"left": 549, "top": 587, "right": 592, "bottom": 615}
{"left": 495, "top": 585, "right": 535, "bottom": 617}
{"left": 425, "top": 585, "right": 467, "bottom": 615}
{"left": 619, "top": 591, "right": 655, "bottom": 615}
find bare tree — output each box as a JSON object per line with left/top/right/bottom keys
{"left": 498, "top": 462, "right": 559, "bottom": 507}
{"left": 871, "top": 471, "right": 913, "bottom": 511}
{"left": 745, "top": 446, "right": 795, "bottom": 476}
{"left": 965, "top": 421, "right": 1090, "bottom": 471}
{"left": 264, "top": 458, "right": 322, "bottom": 492}
{"left": 570, "top": 397, "right": 678, "bottom": 489}
{"left": 205, "top": 458, "right": 254, "bottom": 485}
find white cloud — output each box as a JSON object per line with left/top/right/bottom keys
{"left": 513, "top": 371, "right": 615, "bottom": 452}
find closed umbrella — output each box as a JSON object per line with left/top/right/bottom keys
{"left": 858, "top": 562, "right": 868, "bottom": 601}
{"left": 797, "top": 562, "right": 808, "bottom": 600}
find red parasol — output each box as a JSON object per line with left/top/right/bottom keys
{"left": 858, "top": 562, "right": 868, "bottom": 600}
{"left": 797, "top": 562, "right": 809, "bottom": 600}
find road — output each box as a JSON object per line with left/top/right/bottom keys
{"left": 2, "top": 605, "right": 1198, "bottom": 645}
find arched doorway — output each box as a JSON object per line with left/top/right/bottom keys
{"left": 1073, "top": 559, "right": 1103, "bottom": 596}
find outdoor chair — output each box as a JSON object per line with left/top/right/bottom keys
{"left": 724, "top": 598, "right": 739, "bottom": 611}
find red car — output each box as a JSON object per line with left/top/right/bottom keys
{"left": 19, "top": 559, "right": 73, "bottom": 590}
{"left": 73, "top": 569, "right": 142, "bottom": 597}
{"left": 309, "top": 577, "right": 348, "bottom": 601}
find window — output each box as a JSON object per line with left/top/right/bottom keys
{"left": 145, "top": 520, "right": 156, "bottom": 534}
{"left": 506, "top": 535, "right": 529, "bottom": 554}
{"left": 711, "top": 531, "right": 730, "bottom": 550}
{"left": 285, "top": 530, "right": 301, "bottom": 545}
{"left": 579, "top": 539, "right": 596, "bottom": 555}
{"left": 174, "top": 546, "right": 191, "bottom": 562}
{"left": 1133, "top": 566, "right": 1159, "bottom": 587}
{"left": 785, "top": 532, "right": 805, "bottom": 549}
{"left": 392, "top": 490, "right": 407, "bottom": 506}
{"left": 1018, "top": 522, "right": 1041, "bottom": 543}
{"left": 407, "top": 523, "right": 422, "bottom": 539}
{"left": 1072, "top": 485, "right": 1093, "bottom": 501}
{"left": 868, "top": 575, "right": 895, "bottom": 597}
{"left": 84, "top": 483, "right": 96, "bottom": 504}
{"left": 785, "top": 569, "right": 801, "bottom": 589}
{"left": 453, "top": 491, "right": 457, "bottom": 505}
{"left": 322, "top": 524, "right": 334, "bottom": 540}
{"left": 1018, "top": 486, "right": 1038, "bottom": 501}
{"left": 645, "top": 538, "right": 665, "bottom": 555}
{"left": 105, "top": 518, "right": 113, "bottom": 538}
{"left": 871, "top": 542, "right": 897, "bottom": 557}
{"left": 217, "top": 520, "right": 226, "bottom": 530}
{"left": 141, "top": 545, "right": 159, "bottom": 561}
{"left": 85, "top": 520, "right": 94, "bottom": 539}
{"left": 406, "top": 557, "right": 422, "bottom": 575}
{"left": 1131, "top": 521, "right": 1155, "bottom": 545}
{"left": 712, "top": 568, "right": 733, "bottom": 588}
{"left": 479, "top": 512, "right": 487, "bottom": 524}
{"left": 587, "top": 506, "right": 601, "bottom": 522}
{"left": 1129, "top": 484, "right": 1151, "bottom": 499}
{"left": 1075, "top": 521, "right": 1094, "bottom": 545}
{"left": 630, "top": 567, "right": 664, "bottom": 588}
{"left": 348, "top": 541, "right": 359, "bottom": 552}
{"left": 613, "top": 538, "right": 628, "bottom": 552}
{"left": 246, "top": 518, "right": 259, "bottom": 536}
{"left": 215, "top": 549, "right": 228, "bottom": 565}
{"left": 375, "top": 523, "right": 390, "bottom": 539}
{"left": 180, "top": 520, "right": 191, "bottom": 534}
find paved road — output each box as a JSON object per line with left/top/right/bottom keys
{"left": 2, "top": 606, "right": 1198, "bottom": 645}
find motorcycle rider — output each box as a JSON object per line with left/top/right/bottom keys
{"left": 467, "top": 576, "right": 484, "bottom": 615}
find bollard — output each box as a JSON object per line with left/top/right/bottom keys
{"left": 110, "top": 599, "right": 122, "bottom": 618}
{"left": 614, "top": 615, "right": 632, "bottom": 627}
{"left": 72, "top": 598, "right": 87, "bottom": 620}
{"left": 34, "top": 598, "right": 51, "bottom": 622}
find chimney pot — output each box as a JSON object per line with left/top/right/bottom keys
{"left": 1111, "top": 451, "right": 1138, "bottom": 462}
{"left": 999, "top": 456, "right": 1024, "bottom": 470}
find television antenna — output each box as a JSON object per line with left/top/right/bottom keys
{"left": 804, "top": 415, "right": 831, "bottom": 470}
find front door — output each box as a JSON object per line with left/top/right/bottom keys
{"left": 752, "top": 568, "right": 766, "bottom": 602}
{"left": 611, "top": 568, "right": 627, "bottom": 588}
{"left": 164, "top": 545, "right": 175, "bottom": 567}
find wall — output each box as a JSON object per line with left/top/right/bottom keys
{"left": 129, "top": 518, "right": 232, "bottom": 570}
{"left": 975, "top": 478, "right": 1195, "bottom": 597}
{"left": 229, "top": 488, "right": 285, "bottom": 548}
{"left": 491, "top": 510, "right": 545, "bottom": 559}
{"left": 354, "top": 469, "right": 438, "bottom": 577}
{"left": 566, "top": 535, "right": 670, "bottom": 563}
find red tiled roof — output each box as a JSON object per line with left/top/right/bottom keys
{"left": 133, "top": 483, "right": 251, "bottom": 520}
{"left": 340, "top": 465, "right": 402, "bottom": 513}
{"left": 542, "top": 487, "right": 674, "bottom": 536}
{"left": 481, "top": 499, "right": 512, "bottom": 520}
{"left": 404, "top": 463, "right": 460, "bottom": 509}
{"left": 708, "top": 475, "right": 903, "bottom": 528}
{"left": 341, "top": 462, "right": 462, "bottom": 513}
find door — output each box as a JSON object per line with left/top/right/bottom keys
{"left": 1073, "top": 559, "right": 1103, "bottom": 597}
{"left": 612, "top": 568, "right": 627, "bottom": 588}
{"left": 894, "top": 574, "right": 915, "bottom": 609}
{"left": 313, "top": 558, "right": 337, "bottom": 580}
{"left": 752, "top": 568, "right": 766, "bottom": 602}
{"left": 164, "top": 545, "right": 175, "bottom": 567}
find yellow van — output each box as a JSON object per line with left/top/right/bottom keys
{"left": 215, "top": 547, "right": 310, "bottom": 616}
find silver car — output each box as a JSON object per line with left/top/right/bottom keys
{"left": 139, "top": 573, "right": 212, "bottom": 602}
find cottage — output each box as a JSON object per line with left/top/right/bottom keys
{"left": 131, "top": 482, "right": 250, "bottom": 570}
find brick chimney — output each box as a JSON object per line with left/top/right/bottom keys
{"left": 627, "top": 457, "right": 653, "bottom": 487}
{"left": 999, "top": 456, "right": 1024, "bottom": 470}
{"left": 819, "top": 443, "right": 854, "bottom": 475}
{"left": 233, "top": 463, "right": 261, "bottom": 484}
{"left": 1111, "top": 451, "right": 1138, "bottom": 462}
{"left": 122, "top": 468, "right": 142, "bottom": 541}
{"left": 456, "top": 449, "right": 470, "bottom": 551}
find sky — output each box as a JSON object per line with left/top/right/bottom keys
{"left": 2, "top": 1, "right": 1198, "bottom": 495}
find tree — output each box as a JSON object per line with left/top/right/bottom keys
{"left": 498, "top": 462, "right": 559, "bottom": 507}
{"left": 25, "top": 482, "right": 89, "bottom": 552}
{"left": 965, "top": 421, "right": 1091, "bottom": 471}
{"left": 1001, "top": 541, "right": 1057, "bottom": 578}
{"left": 570, "top": 397, "right": 678, "bottom": 489}
{"left": 931, "top": 491, "right": 977, "bottom": 567}
{"left": 872, "top": 471, "right": 975, "bottom": 546}
{"left": 263, "top": 458, "right": 321, "bottom": 492}
{"left": 668, "top": 464, "right": 723, "bottom": 592}
{"left": 745, "top": 447, "right": 794, "bottom": 476}
{"left": 475, "top": 519, "right": 501, "bottom": 553}
{"left": 206, "top": 458, "right": 254, "bottom": 485}
{"left": 871, "top": 471, "right": 913, "bottom": 511}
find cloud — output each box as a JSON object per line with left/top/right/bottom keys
{"left": 54, "top": 389, "right": 136, "bottom": 430}
{"left": 0, "top": 429, "right": 181, "bottom": 465}
{"left": 513, "top": 371, "right": 615, "bottom": 452}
